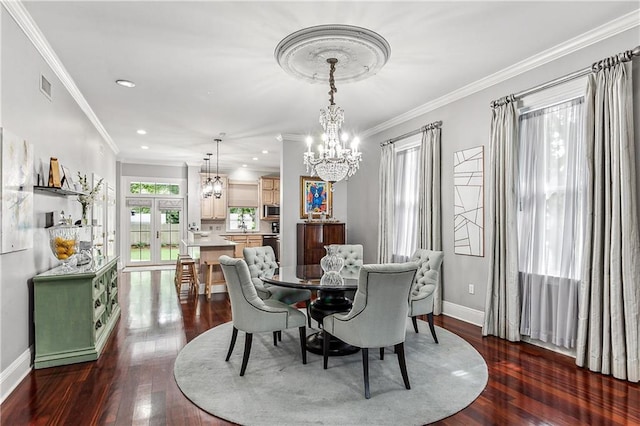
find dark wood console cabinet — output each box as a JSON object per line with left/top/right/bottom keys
{"left": 296, "top": 223, "right": 345, "bottom": 278}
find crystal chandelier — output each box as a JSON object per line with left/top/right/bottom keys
{"left": 303, "top": 58, "right": 361, "bottom": 185}
{"left": 202, "top": 139, "right": 223, "bottom": 199}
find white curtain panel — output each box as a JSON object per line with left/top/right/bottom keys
{"left": 392, "top": 145, "right": 420, "bottom": 263}
{"left": 377, "top": 144, "right": 395, "bottom": 263}
{"left": 577, "top": 59, "right": 640, "bottom": 382}
{"left": 482, "top": 97, "right": 521, "bottom": 341}
{"left": 518, "top": 98, "right": 586, "bottom": 349}
{"left": 419, "top": 127, "right": 443, "bottom": 314}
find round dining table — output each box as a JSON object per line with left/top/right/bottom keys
{"left": 261, "top": 265, "right": 359, "bottom": 356}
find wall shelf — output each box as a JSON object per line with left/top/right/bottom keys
{"left": 34, "top": 186, "right": 86, "bottom": 196}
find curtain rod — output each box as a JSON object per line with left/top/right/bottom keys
{"left": 380, "top": 120, "right": 442, "bottom": 147}
{"left": 490, "top": 45, "right": 640, "bottom": 108}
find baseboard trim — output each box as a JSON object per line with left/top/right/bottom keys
{"left": 0, "top": 346, "right": 33, "bottom": 404}
{"left": 441, "top": 301, "right": 485, "bottom": 327}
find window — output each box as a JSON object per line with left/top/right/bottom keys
{"left": 228, "top": 207, "right": 258, "bottom": 232}
{"left": 517, "top": 86, "right": 586, "bottom": 349}
{"left": 518, "top": 97, "right": 586, "bottom": 280}
{"left": 392, "top": 136, "right": 421, "bottom": 262}
{"left": 130, "top": 182, "right": 180, "bottom": 195}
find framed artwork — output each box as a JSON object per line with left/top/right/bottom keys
{"left": 61, "top": 165, "right": 73, "bottom": 189}
{"left": 1, "top": 128, "right": 34, "bottom": 253}
{"left": 453, "top": 146, "right": 484, "bottom": 256}
{"left": 300, "top": 176, "right": 332, "bottom": 218}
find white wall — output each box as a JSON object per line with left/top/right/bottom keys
{"left": 0, "top": 5, "right": 116, "bottom": 399}
{"left": 280, "top": 135, "right": 349, "bottom": 268}
{"left": 348, "top": 28, "right": 640, "bottom": 314}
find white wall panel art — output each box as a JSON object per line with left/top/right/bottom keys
{"left": 454, "top": 146, "right": 484, "bottom": 256}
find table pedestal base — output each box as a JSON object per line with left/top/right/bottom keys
{"left": 307, "top": 289, "right": 359, "bottom": 356}
{"left": 306, "top": 331, "right": 359, "bottom": 356}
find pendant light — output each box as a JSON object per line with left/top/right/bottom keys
{"left": 211, "top": 139, "right": 223, "bottom": 199}
{"left": 202, "top": 154, "right": 213, "bottom": 198}
{"left": 303, "top": 58, "right": 361, "bottom": 185}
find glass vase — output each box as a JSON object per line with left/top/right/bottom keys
{"left": 81, "top": 204, "right": 89, "bottom": 226}
{"left": 48, "top": 225, "right": 79, "bottom": 271}
{"left": 320, "top": 245, "right": 344, "bottom": 286}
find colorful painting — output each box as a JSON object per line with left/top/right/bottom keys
{"left": 300, "top": 176, "right": 332, "bottom": 218}
{"left": 1, "top": 128, "right": 34, "bottom": 253}
{"left": 454, "top": 146, "right": 484, "bottom": 256}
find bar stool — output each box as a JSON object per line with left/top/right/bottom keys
{"left": 175, "top": 254, "right": 198, "bottom": 295}
{"left": 203, "top": 260, "right": 224, "bottom": 300}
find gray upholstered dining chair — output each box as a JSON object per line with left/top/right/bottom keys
{"left": 408, "top": 249, "right": 444, "bottom": 343}
{"left": 331, "top": 244, "right": 363, "bottom": 300}
{"left": 219, "top": 255, "right": 307, "bottom": 376}
{"left": 244, "top": 246, "right": 312, "bottom": 327}
{"left": 322, "top": 262, "right": 418, "bottom": 399}
{"left": 332, "top": 244, "right": 363, "bottom": 279}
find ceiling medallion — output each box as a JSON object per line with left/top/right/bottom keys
{"left": 274, "top": 24, "right": 391, "bottom": 84}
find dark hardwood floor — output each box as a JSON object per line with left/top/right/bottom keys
{"left": 1, "top": 269, "right": 638, "bottom": 425}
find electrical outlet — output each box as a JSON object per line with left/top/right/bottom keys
{"left": 215, "top": 226, "right": 221, "bottom": 231}
{"left": 468, "top": 284, "right": 475, "bottom": 294}
{"left": 208, "top": 225, "right": 213, "bottom": 230}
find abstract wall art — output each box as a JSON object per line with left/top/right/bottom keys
{"left": 1, "top": 128, "right": 34, "bottom": 253}
{"left": 454, "top": 146, "right": 484, "bottom": 256}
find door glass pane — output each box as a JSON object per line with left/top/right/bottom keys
{"left": 156, "top": 184, "right": 171, "bottom": 195}
{"left": 160, "top": 209, "right": 181, "bottom": 261}
{"left": 130, "top": 206, "right": 151, "bottom": 262}
{"left": 130, "top": 182, "right": 141, "bottom": 194}
{"left": 139, "top": 183, "right": 156, "bottom": 194}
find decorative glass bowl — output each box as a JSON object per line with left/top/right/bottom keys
{"left": 48, "top": 225, "right": 79, "bottom": 270}
{"left": 320, "top": 245, "right": 345, "bottom": 286}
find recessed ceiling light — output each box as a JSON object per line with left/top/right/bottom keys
{"left": 115, "top": 79, "right": 136, "bottom": 88}
{"left": 262, "top": 150, "right": 269, "bottom": 154}
{"left": 252, "top": 157, "right": 258, "bottom": 161}
{"left": 242, "top": 164, "right": 248, "bottom": 168}
{"left": 136, "top": 129, "right": 147, "bottom": 135}
{"left": 141, "top": 145, "right": 149, "bottom": 150}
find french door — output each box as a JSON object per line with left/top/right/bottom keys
{"left": 126, "top": 198, "right": 183, "bottom": 266}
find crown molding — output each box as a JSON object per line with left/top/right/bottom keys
{"left": 362, "top": 9, "right": 640, "bottom": 138}
{"left": 118, "top": 158, "right": 190, "bottom": 168}
{"left": 279, "top": 133, "right": 307, "bottom": 142}
{"left": 2, "top": 0, "right": 119, "bottom": 155}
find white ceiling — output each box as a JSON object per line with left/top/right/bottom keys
{"left": 22, "top": 1, "right": 639, "bottom": 174}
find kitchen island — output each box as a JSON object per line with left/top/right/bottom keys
{"left": 182, "top": 234, "right": 236, "bottom": 294}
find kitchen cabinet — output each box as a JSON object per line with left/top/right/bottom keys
{"left": 296, "top": 223, "right": 345, "bottom": 278}
{"left": 201, "top": 173, "right": 228, "bottom": 220}
{"left": 33, "top": 257, "right": 120, "bottom": 369}
{"left": 260, "top": 177, "right": 280, "bottom": 218}
{"left": 224, "top": 234, "right": 264, "bottom": 258}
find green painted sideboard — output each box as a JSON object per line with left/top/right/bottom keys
{"left": 33, "top": 257, "right": 120, "bottom": 369}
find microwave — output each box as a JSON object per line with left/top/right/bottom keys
{"left": 263, "top": 205, "right": 280, "bottom": 218}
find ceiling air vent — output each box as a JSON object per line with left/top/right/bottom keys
{"left": 40, "top": 74, "right": 52, "bottom": 100}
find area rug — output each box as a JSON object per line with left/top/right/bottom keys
{"left": 174, "top": 319, "right": 487, "bottom": 425}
